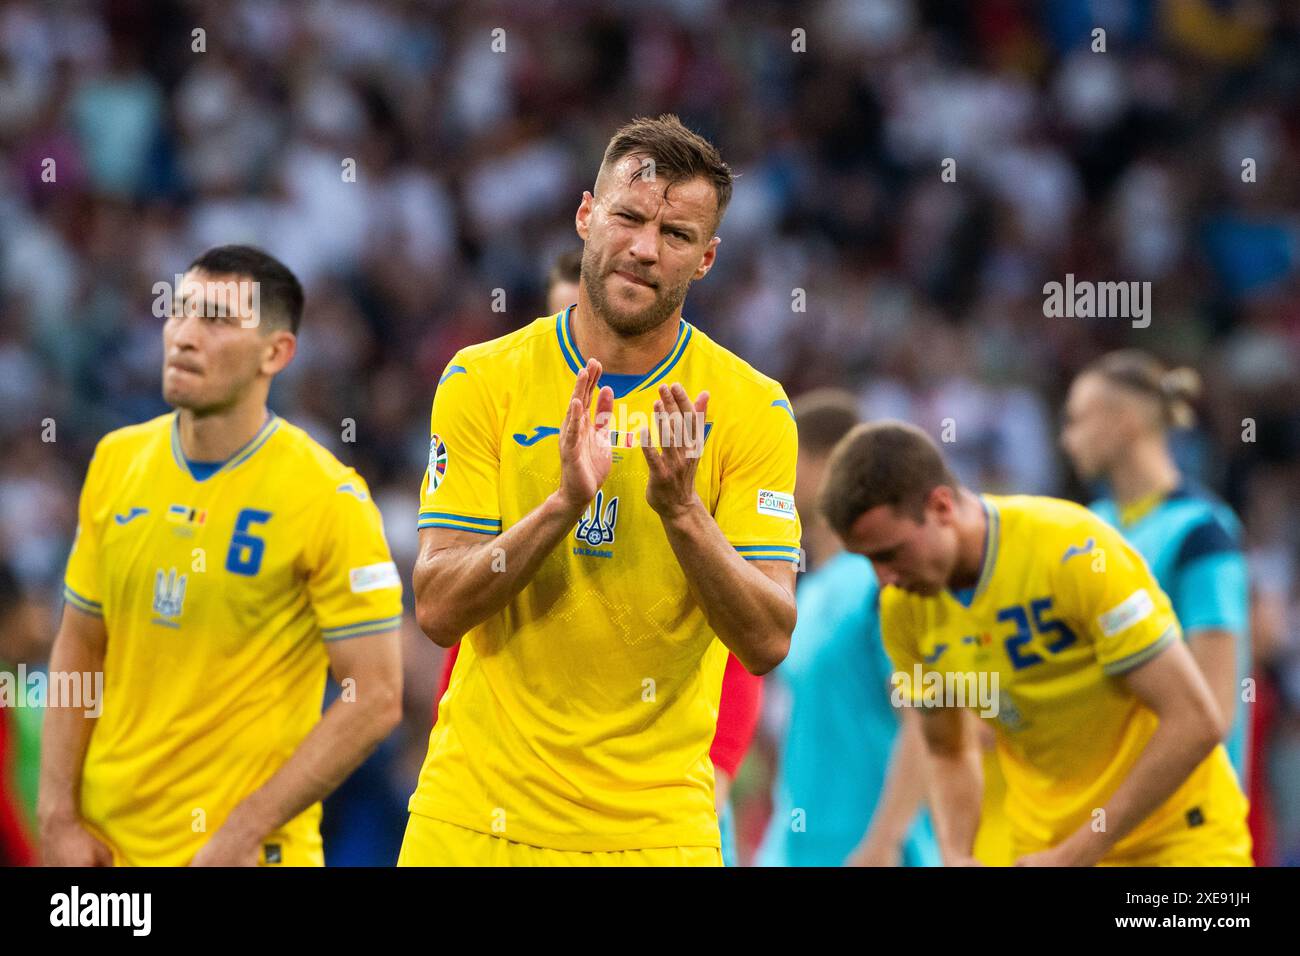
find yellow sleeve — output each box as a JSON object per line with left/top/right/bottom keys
{"left": 63, "top": 441, "right": 109, "bottom": 617}
{"left": 1052, "top": 516, "right": 1180, "bottom": 675}
{"left": 417, "top": 355, "right": 502, "bottom": 536}
{"left": 713, "top": 388, "right": 801, "bottom": 564}
{"left": 304, "top": 473, "right": 404, "bottom": 641}
{"left": 880, "top": 590, "right": 925, "bottom": 705}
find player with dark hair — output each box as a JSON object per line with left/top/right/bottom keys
{"left": 39, "top": 245, "right": 403, "bottom": 866}
{"left": 820, "top": 420, "right": 1250, "bottom": 866}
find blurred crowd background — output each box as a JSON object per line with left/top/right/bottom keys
{"left": 1, "top": 0, "right": 1298, "bottom": 865}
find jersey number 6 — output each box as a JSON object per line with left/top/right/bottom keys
{"left": 225, "top": 509, "right": 272, "bottom": 576}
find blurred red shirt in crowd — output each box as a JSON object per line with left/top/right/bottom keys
{"left": 432, "top": 644, "right": 762, "bottom": 779}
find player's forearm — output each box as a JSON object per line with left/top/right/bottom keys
{"left": 859, "top": 709, "right": 930, "bottom": 852}
{"left": 413, "top": 492, "right": 585, "bottom": 646}
{"left": 1188, "top": 629, "right": 1240, "bottom": 742}
{"left": 218, "top": 680, "right": 402, "bottom": 848}
{"left": 658, "top": 497, "right": 795, "bottom": 675}
{"left": 36, "top": 620, "right": 103, "bottom": 826}
{"left": 925, "top": 743, "right": 984, "bottom": 864}
{"left": 1057, "top": 706, "right": 1221, "bottom": 865}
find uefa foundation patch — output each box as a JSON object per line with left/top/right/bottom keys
{"left": 757, "top": 489, "right": 796, "bottom": 520}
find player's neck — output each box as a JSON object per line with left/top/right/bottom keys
{"left": 176, "top": 399, "right": 271, "bottom": 463}
{"left": 948, "top": 488, "right": 988, "bottom": 590}
{"left": 570, "top": 293, "right": 683, "bottom": 375}
{"left": 1106, "top": 439, "right": 1180, "bottom": 508}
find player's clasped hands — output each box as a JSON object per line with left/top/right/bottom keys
{"left": 642, "top": 382, "right": 708, "bottom": 520}
{"left": 557, "top": 357, "right": 615, "bottom": 511}
{"left": 556, "top": 363, "right": 708, "bottom": 520}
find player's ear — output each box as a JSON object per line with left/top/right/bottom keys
{"left": 692, "top": 235, "right": 720, "bottom": 280}
{"left": 927, "top": 485, "right": 956, "bottom": 521}
{"left": 576, "top": 191, "right": 594, "bottom": 240}
{"left": 263, "top": 329, "right": 296, "bottom": 376}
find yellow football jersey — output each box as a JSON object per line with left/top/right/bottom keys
{"left": 881, "top": 494, "right": 1250, "bottom": 864}
{"left": 974, "top": 747, "right": 1014, "bottom": 866}
{"left": 409, "top": 307, "right": 801, "bottom": 852}
{"left": 63, "top": 411, "right": 403, "bottom": 866}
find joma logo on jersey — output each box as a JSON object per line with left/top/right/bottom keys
{"left": 114, "top": 507, "right": 148, "bottom": 525}
{"left": 1061, "top": 538, "right": 1095, "bottom": 564}
{"left": 151, "top": 568, "right": 187, "bottom": 628}
{"left": 512, "top": 426, "right": 560, "bottom": 446}
{"left": 336, "top": 482, "right": 368, "bottom": 501}
{"left": 575, "top": 490, "right": 618, "bottom": 550}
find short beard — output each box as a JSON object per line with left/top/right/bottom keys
{"left": 581, "top": 246, "right": 692, "bottom": 339}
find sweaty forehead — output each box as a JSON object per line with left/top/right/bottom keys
{"left": 599, "top": 154, "right": 718, "bottom": 227}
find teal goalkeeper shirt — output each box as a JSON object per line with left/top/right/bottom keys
{"left": 756, "top": 550, "right": 940, "bottom": 867}
{"left": 1091, "top": 482, "right": 1252, "bottom": 786}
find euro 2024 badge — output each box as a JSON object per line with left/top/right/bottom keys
{"left": 428, "top": 435, "right": 447, "bottom": 491}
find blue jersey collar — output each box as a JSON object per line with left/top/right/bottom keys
{"left": 949, "top": 496, "right": 1000, "bottom": 608}
{"left": 171, "top": 411, "right": 280, "bottom": 482}
{"left": 554, "top": 304, "right": 693, "bottom": 399}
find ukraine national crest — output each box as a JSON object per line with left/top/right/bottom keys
{"left": 152, "top": 568, "right": 187, "bottom": 626}
{"left": 575, "top": 489, "right": 618, "bottom": 547}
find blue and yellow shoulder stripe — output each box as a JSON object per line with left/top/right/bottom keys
{"left": 417, "top": 511, "right": 503, "bottom": 535}
{"left": 734, "top": 544, "right": 801, "bottom": 564}
{"left": 63, "top": 583, "right": 103, "bottom": 617}
{"left": 321, "top": 614, "right": 403, "bottom": 641}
